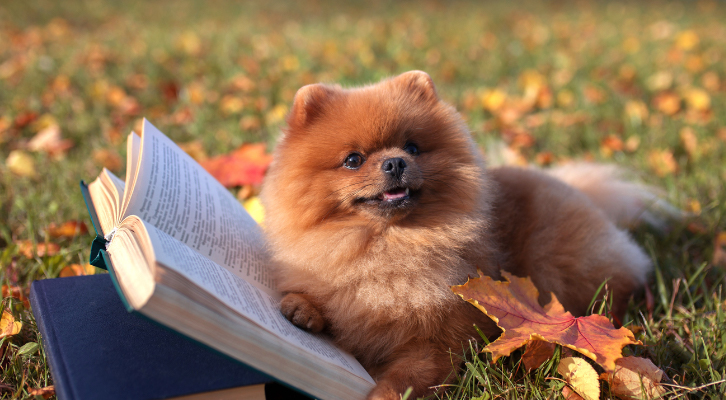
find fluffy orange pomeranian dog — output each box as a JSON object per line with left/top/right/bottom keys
{"left": 260, "top": 71, "right": 661, "bottom": 399}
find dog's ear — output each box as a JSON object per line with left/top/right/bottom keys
{"left": 287, "top": 84, "right": 338, "bottom": 129}
{"left": 394, "top": 70, "right": 438, "bottom": 102}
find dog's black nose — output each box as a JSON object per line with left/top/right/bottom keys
{"left": 382, "top": 157, "right": 406, "bottom": 179}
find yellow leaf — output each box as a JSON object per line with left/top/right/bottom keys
{"left": 624, "top": 101, "right": 649, "bottom": 125}
{"left": 177, "top": 31, "right": 201, "bottom": 55}
{"left": 687, "top": 199, "right": 701, "bottom": 215}
{"left": 558, "top": 357, "right": 600, "bottom": 400}
{"left": 601, "top": 356, "right": 667, "bottom": 400}
{"left": 0, "top": 310, "right": 22, "bottom": 339}
{"left": 265, "top": 104, "right": 288, "bottom": 126}
{"left": 244, "top": 197, "right": 265, "bottom": 226}
{"left": 675, "top": 30, "right": 699, "bottom": 51}
{"left": 646, "top": 71, "right": 673, "bottom": 92}
{"left": 481, "top": 89, "right": 507, "bottom": 112}
{"left": 6, "top": 150, "right": 37, "bottom": 178}
{"left": 683, "top": 88, "right": 710, "bottom": 112}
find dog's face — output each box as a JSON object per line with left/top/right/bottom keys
{"left": 263, "top": 71, "right": 485, "bottom": 234}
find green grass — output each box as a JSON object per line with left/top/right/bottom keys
{"left": 1, "top": 0, "right": 725, "bottom": 398}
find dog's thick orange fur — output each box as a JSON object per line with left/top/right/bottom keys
{"left": 260, "top": 71, "right": 651, "bottom": 399}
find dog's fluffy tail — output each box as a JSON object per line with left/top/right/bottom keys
{"left": 546, "top": 162, "right": 681, "bottom": 230}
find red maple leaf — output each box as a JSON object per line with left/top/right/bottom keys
{"left": 452, "top": 271, "right": 641, "bottom": 371}
{"left": 201, "top": 143, "right": 273, "bottom": 188}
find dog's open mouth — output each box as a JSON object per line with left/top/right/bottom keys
{"left": 378, "top": 187, "right": 409, "bottom": 201}
{"left": 359, "top": 186, "right": 418, "bottom": 210}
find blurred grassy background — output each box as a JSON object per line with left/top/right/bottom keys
{"left": 1, "top": 0, "right": 725, "bottom": 398}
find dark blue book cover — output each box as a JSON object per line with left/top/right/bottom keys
{"left": 30, "top": 275, "right": 307, "bottom": 400}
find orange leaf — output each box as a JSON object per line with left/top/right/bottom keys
{"left": 59, "top": 264, "right": 95, "bottom": 278}
{"left": 647, "top": 149, "right": 678, "bottom": 177}
{"left": 2, "top": 285, "right": 29, "bottom": 308}
{"left": 93, "top": 149, "right": 122, "bottom": 171}
{"left": 28, "top": 385, "right": 55, "bottom": 399}
{"left": 201, "top": 143, "right": 272, "bottom": 188}
{"left": 16, "top": 240, "right": 60, "bottom": 258}
{"left": 178, "top": 140, "right": 208, "bottom": 163}
{"left": 0, "top": 310, "right": 22, "bottom": 339}
{"left": 653, "top": 92, "right": 680, "bottom": 116}
{"left": 47, "top": 220, "right": 88, "bottom": 238}
{"left": 600, "top": 356, "right": 666, "bottom": 399}
{"left": 451, "top": 271, "right": 640, "bottom": 371}
{"left": 522, "top": 340, "right": 555, "bottom": 371}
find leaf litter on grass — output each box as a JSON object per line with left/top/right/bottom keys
{"left": 1, "top": 0, "right": 726, "bottom": 398}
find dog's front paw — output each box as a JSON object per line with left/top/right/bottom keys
{"left": 365, "top": 382, "right": 401, "bottom": 400}
{"left": 280, "top": 293, "right": 325, "bottom": 332}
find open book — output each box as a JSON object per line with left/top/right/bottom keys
{"left": 82, "top": 119, "right": 375, "bottom": 400}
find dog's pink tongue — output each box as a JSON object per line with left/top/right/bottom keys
{"left": 383, "top": 188, "right": 407, "bottom": 201}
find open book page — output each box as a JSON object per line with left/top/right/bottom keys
{"left": 120, "top": 131, "right": 141, "bottom": 222}
{"left": 137, "top": 218, "right": 374, "bottom": 383}
{"left": 87, "top": 168, "right": 126, "bottom": 236}
{"left": 119, "top": 120, "right": 274, "bottom": 294}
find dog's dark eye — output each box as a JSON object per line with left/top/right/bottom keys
{"left": 344, "top": 153, "right": 364, "bottom": 169}
{"left": 404, "top": 143, "right": 419, "bottom": 156}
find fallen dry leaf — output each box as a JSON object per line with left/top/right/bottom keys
{"left": 0, "top": 310, "right": 22, "bottom": 339}
{"left": 28, "top": 385, "right": 55, "bottom": 399}
{"left": 451, "top": 271, "right": 640, "bottom": 371}
{"left": 201, "top": 143, "right": 273, "bottom": 187}
{"left": 244, "top": 196, "right": 265, "bottom": 226}
{"left": 624, "top": 101, "right": 649, "bottom": 125}
{"left": 653, "top": 92, "right": 680, "bottom": 116}
{"left": 683, "top": 88, "right": 710, "bottom": 112}
{"left": 481, "top": 88, "right": 507, "bottom": 112}
{"left": 600, "top": 135, "right": 624, "bottom": 158}
{"left": 558, "top": 357, "right": 600, "bottom": 400}
{"left": 59, "top": 264, "right": 95, "bottom": 278}
{"left": 600, "top": 356, "right": 666, "bottom": 400}
{"left": 679, "top": 127, "right": 698, "bottom": 159}
{"left": 6, "top": 150, "right": 37, "bottom": 178}
{"left": 16, "top": 240, "right": 61, "bottom": 258}
{"left": 647, "top": 149, "right": 678, "bottom": 177}
{"left": 562, "top": 386, "right": 586, "bottom": 400}
{"left": 713, "top": 232, "right": 726, "bottom": 267}
{"left": 178, "top": 140, "right": 208, "bottom": 162}
{"left": 675, "top": 30, "right": 699, "bottom": 51}
{"left": 2, "top": 285, "right": 29, "bottom": 308}
{"left": 93, "top": 148, "right": 122, "bottom": 171}
{"left": 27, "top": 124, "right": 74, "bottom": 158}
{"left": 47, "top": 220, "right": 88, "bottom": 238}
{"left": 522, "top": 340, "right": 556, "bottom": 371}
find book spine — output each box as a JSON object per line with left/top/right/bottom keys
{"left": 29, "top": 282, "right": 76, "bottom": 400}
{"left": 79, "top": 181, "right": 109, "bottom": 270}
